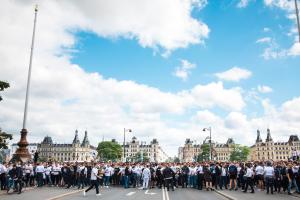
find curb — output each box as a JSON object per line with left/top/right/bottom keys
{"left": 214, "top": 190, "right": 237, "bottom": 200}
{"left": 292, "top": 193, "right": 300, "bottom": 199}
{"left": 46, "top": 189, "right": 85, "bottom": 200}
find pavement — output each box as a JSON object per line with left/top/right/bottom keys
{"left": 0, "top": 186, "right": 299, "bottom": 200}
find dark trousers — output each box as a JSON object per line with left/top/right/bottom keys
{"left": 265, "top": 176, "right": 274, "bottom": 194}
{"left": 274, "top": 178, "right": 281, "bottom": 192}
{"left": 165, "top": 178, "right": 174, "bottom": 191}
{"left": 36, "top": 173, "right": 43, "bottom": 187}
{"left": 78, "top": 176, "right": 85, "bottom": 189}
{"left": 0, "top": 173, "right": 6, "bottom": 190}
{"left": 182, "top": 174, "right": 188, "bottom": 188}
{"left": 15, "top": 179, "right": 23, "bottom": 193}
{"left": 215, "top": 175, "right": 220, "bottom": 189}
{"left": 219, "top": 176, "right": 227, "bottom": 189}
{"left": 244, "top": 177, "right": 254, "bottom": 193}
{"left": 197, "top": 174, "right": 203, "bottom": 190}
{"left": 85, "top": 180, "right": 99, "bottom": 194}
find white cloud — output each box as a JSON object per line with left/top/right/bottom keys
{"left": 257, "top": 85, "right": 273, "bottom": 93}
{"left": 288, "top": 42, "right": 300, "bottom": 56}
{"left": 215, "top": 67, "right": 252, "bottom": 82}
{"left": 263, "top": 27, "right": 271, "bottom": 32}
{"left": 237, "top": 0, "right": 252, "bottom": 8}
{"left": 256, "top": 37, "right": 272, "bottom": 44}
{"left": 173, "top": 59, "right": 196, "bottom": 81}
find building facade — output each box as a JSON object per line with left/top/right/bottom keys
{"left": 178, "top": 138, "right": 235, "bottom": 162}
{"left": 250, "top": 129, "right": 300, "bottom": 161}
{"left": 122, "top": 136, "right": 169, "bottom": 163}
{"left": 38, "top": 130, "right": 97, "bottom": 162}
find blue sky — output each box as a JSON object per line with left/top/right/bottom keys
{"left": 1, "top": 0, "right": 300, "bottom": 156}
{"left": 71, "top": 1, "right": 300, "bottom": 106}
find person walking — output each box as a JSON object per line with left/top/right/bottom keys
{"left": 243, "top": 163, "right": 254, "bottom": 193}
{"left": 83, "top": 163, "right": 101, "bottom": 197}
{"left": 142, "top": 165, "right": 151, "bottom": 190}
{"left": 163, "top": 164, "right": 174, "bottom": 191}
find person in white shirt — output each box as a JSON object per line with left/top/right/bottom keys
{"left": 104, "top": 165, "right": 112, "bottom": 187}
{"left": 35, "top": 163, "right": 45, "bottom": 187}
{"left": 142, "top": 165, "right": 151, "bottom": 190}
{"left": 51, "top": 163, "right": 61, "bottom": 186}
{"left": 264, "top": 161, "right": 275, "bottom": 194}
{"left": 243, "top": 163, "right": 254, "bottom": 193}
{"left": 83, "top": 163, "right": 101, "bottom": 196}
{"left": 45, "top": 164, "right": 52, "bottom": 186}
{"left": 196, "top": 164, "right": 204, "bottom": 190}
{"left": 255, "top": 163, "right": 264, "bottom": 191}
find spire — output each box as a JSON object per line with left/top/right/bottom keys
{"left": 256, "top": 129, "right": 262, "bottom": 143}
{"left": 81, "top": 130, "right": 90, "bottom": 147}
{"left": 72, "top": 130, "right": 80, "bottom": 144}
{"left": 266, "top": 128, "right": 273, "bottom": 142}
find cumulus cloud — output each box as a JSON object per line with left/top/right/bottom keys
{"left": 215, "top": 67, "right": 252, "bottom": 82}
{"left": 173, "top": 59, "right": 196, "bottom": 81}
{"left": 257, "top": 85, "right": 273, "bottom": 93}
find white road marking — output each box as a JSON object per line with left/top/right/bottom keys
{"left": 165, "top": 188, "right": 170, "bottom": 200}
{"left": 145, "top": 189, "right": 156, "bottom": 195}
{"left": 162, "top": 188, "right": 166, "bottom": 200}
{"left": 126, "top": 191, "right": 136, "bottom": 196}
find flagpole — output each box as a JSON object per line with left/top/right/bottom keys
{"left": 295, "top": 0, "right": 300, "bottom": 43}
{"left": 13, "top": 5, "right": 38, "bottom": 163}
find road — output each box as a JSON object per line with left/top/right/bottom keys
{"left": 0, "top": 186, "right": 299, "bottom": 200}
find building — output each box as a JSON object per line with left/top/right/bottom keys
{"left": 178, "top": 139, "right": 201, "bottom": 162}
{"left": 178, "top": 138, "right": 235, "bottom": 162}
{"left": 250, "top": 129, "right": 300, "bottom": 161}
{"left": 38, "top": 130, "right": 97, "bottom": 162}
{"left": 10, "top": 143, "right": 38, "bottom": 160}
{"left": 122, "top": 136, "right": 169, "bottom": 163}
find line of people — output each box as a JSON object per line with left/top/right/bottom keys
{"left": 1, "top": 160, "right": 300, "bottom": 196}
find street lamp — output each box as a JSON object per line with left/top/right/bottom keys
{"left": 123, "top": 128, "right": 132, "bottom": 162}
{"left": 203, "top": 127, "right": 212, "bottom": 161}
{"left": 13, "top": 5, "right": 38, "bottom": 163}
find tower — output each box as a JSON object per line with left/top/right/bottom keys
{"left": 266, "top": 128, "right": 273, "bottom": 142}
{"left": 256, "top": 129, "right": 262, "bottom": 143}
{"left": 81, "top": 130, "right": 90, "bottom": 148}
{"left": 72, "top": 130, "right": 80, "bottom": 147}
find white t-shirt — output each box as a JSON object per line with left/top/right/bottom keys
{"left": 196, "top": 166, "right": 203, "bottom": 174}
{"left": 36, "top": 165, "right": 45, "bottom": 173}
{"left": 221, "top": 167, "right": 227, "bottom": 176}
{"left": 264, "top": 166, "right": 274, "bottom": 176}
{"left": 245, "top": 168, "right": 253, "bottom": 177}
{"left": 142, "top": 168, "right": 151, "bottom": 179}
{"left": 256, "top": 165, "right": 264, "bottom": 175}
{"left": 104, "top": 167, "right": 112, "bottom": 176}
{"left": 91, "top": 167, "right": 99, "bottom": 180}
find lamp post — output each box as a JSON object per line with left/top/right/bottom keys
{"left": 203, "top": 127, "right": 212, "bottom": 161}
{"left": 295, "top": 0, "right": 300, "bottom": 43}
{"left": 13, "top": 5, "right": 38, "bottom": 163}
{"left": 123, "top": 128, "right": 132, "bottom": 162}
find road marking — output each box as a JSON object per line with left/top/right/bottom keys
{"left": 162, "top": 188, "right": 166, "bottom": 200}
{"left": 145, "top": 189, "right": 156, "bottom": 195}
{"left": 46, "top": 189, "right": 85, "bottom": 200}
{"left": 165, "top": 188, "right": 170, "bottom": 200}
{"left": 126, "top": 191, "right": 136, "bottom": 196}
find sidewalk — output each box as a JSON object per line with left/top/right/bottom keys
{"left": 215, "top": 188, "right": 300, "bottom": 200}
{"left": 0, "top": 187, "right": 35, "bottom": 196}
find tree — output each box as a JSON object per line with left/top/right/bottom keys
{"left": 230, "top": 145, "right": 250, "bottom": 162}
{"left": 0, "top": 81, "right": 10, "bottom": 101}
{"left": 197, "top": 144, "right": 210, "bottom": 162}
{"left": 97, "top": 141, "right": 122, "bottom": 162}
{"left": 0, "top": 129, "right": 13, "bottom": 150}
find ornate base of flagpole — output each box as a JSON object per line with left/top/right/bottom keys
{"left": 11, "top": 129, "right": 31, "bottom": 163}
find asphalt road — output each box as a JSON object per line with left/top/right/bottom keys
{"left": 0, "top": 186, "right": 299, "bottom": 200}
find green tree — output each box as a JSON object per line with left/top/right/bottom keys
{"left": 97, "top": 141, "right": 122, "bottom": 162}
{"left": 229, "top": 145, "right": 250, "bottom": 161}
{"left": 0, "top": 81, "right": 10, "bottom": 101}
{"left": 197, "top": 144, "right": 210, "bottom": 162}
{"left": 0, "top": 129, "right": 13, "bottom": 150}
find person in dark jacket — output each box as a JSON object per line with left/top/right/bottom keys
{"left": 8, "top": 164, "right": 23, "bottom": 194}
{"left": 163, "top": 164, "right": 174, "bottom": 191}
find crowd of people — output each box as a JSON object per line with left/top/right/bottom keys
{"left": 0, "top": 160, "right": 300, "bottom": 196}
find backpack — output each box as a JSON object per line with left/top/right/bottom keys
{"left": 229, "top": 165, "right": 237, "bottom": 175}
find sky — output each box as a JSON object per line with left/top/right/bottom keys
{"left": 1, "top": 0, "right": 300, "bottom": 157}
